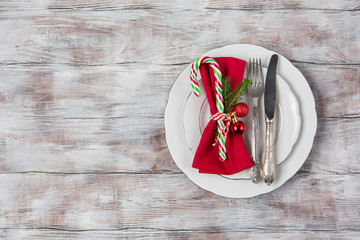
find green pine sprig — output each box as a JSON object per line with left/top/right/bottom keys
{"left": 221, "top": 77, "right": 250, "bottom": 113}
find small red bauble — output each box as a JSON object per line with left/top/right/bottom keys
{"left": 233, "top": 102, "right": 249, "bottom": 118}
{"left": 230, "top": 121, "right": 246, "bottom": 135}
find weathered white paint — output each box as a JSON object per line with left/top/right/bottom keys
{"left": 0, "top": 173, "right": 359, "bottom": 229}
{"left": 0, "top": 9, "right": 359, "bottom": 65}
{"left": 0, "top": 229, "right": 359, "bottom": 240}
{"left": 0, "top": 0, "right": 359, "bottom": 11}
{"left": 0, "top": 0, "right": 359, "bottom": 239}
{"left": 0, "top": 117, "right": 358, "bottom": 174}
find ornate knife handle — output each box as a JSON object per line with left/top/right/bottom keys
{"left": 263, "top": 117, "right": 275, "bottom": 186}
{"left": 249, "top": 102, "right": 261, "bottom": 183}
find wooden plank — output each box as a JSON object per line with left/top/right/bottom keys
{"left": 0, "top": 112, "right": 358, "bottom": 174}
{"left": 0, "top": 10, "right": 359, "bottom": 65}
{"left": 0, "top": 117, "right": 176, "bottom": 173}
{"left": 0, "top": 229, "right": 359, "bottom": 240}
{"left": 0, "top": 0, "right": 359, "bottom": 11}
{"left": 0, "top": 64, "right": 358, "bottom": 120}
{"left": 0, "top": 172, "right": 359, "bottom": 230}
{"left": 204, "top": 0, "right": 360, "bottom": 10}
{"left": 293, "top": 63, "right": 360, "bottom": 118}
{"left": 0, "top": 64, "right": 182, "bottom": 119}
{"left": 304, "top": 119, "right": 360, "bottom": 175}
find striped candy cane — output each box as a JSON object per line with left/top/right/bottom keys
{"left": 190, "top": 56, "right": 227, "bottom": 161}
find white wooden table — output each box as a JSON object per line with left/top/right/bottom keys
{"left": 0, "top": 1, "right": 359, "bottom": 239}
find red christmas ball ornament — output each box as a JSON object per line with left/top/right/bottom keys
{"left": 230, "top": 120, "right": 246, "bottom": 136}
{"left": 233, "top": 102, "right": 249, "bottom": 118}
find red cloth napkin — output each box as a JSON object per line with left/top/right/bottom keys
{"left": 192, "top": 57, "right": 254, "bottom": 175}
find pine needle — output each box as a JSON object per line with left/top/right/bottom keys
{"left": 221, "top": 77, "right": 250, "bottom": 113}
{"left": 226, "top": 78, "right": 250, "bottom": 112}
{"left": 221, "top": 76, "right": 233, "bottom": 110}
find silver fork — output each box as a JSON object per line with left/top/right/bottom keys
{"left": 247, "top": 59, "right": 264, "bottom": 184}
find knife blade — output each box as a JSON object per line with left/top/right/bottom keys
{"left": 264, "top": 55, "right": 278, "bottom": 120}
{"left": 263, "top": 54, "right": 278, "bottom": 186}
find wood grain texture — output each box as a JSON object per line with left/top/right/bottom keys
{"left": 0, "top": 117, "right": 358, "bottom": 174}
{"left": 0, "top": 0, "right": 359, "bottom": 239}
{"left": 294, "top": 63, "right": 360, "bottom": 118}
{"left": 1, "top": 229, "right": 359, "bottom": 240}
{"left": 0, "top": 63, "right": 358, "bottom": 119}
{"left": 0, "top": 9, "right": 359, "bottom": 66}
{"left": 0, "top": 64, "right": 180, "bottom": 118}
{"left": 0, "top": 173, "right": 359, "bottom": 230}
{"left": 0, "top": 0, "right": 359, "bottom": 11}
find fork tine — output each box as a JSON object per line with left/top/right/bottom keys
{"left": 251, "top": 59, "right": 256, "bottom": 85}
{"left": 247, "top": 58, "right": 253, "bottom": 85}
{"left": 254, "top": 58, "right": 260, "bottom": 86}
{"left": 259, "top": 58, "right": 264, "bottom": 86}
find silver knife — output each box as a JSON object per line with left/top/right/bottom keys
{"left": 263, "top": 54, "right": 278, "bottom": 186}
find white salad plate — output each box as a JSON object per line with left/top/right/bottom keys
{"left": 183, "top": 68, "right": 301, "bottom": 180}
{"left": 164, "top": 44, "right": 317, "bottom": 198}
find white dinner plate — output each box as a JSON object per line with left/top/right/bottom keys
{"left": 164, "top": 44, "right": 317, "bottom": 198}
{"left": 183, "top": 67, "right": 301, "bottom": 179}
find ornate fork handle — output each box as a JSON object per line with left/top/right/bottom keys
{"left": 249, "top": 99, "right": 261, "bottom": 183}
